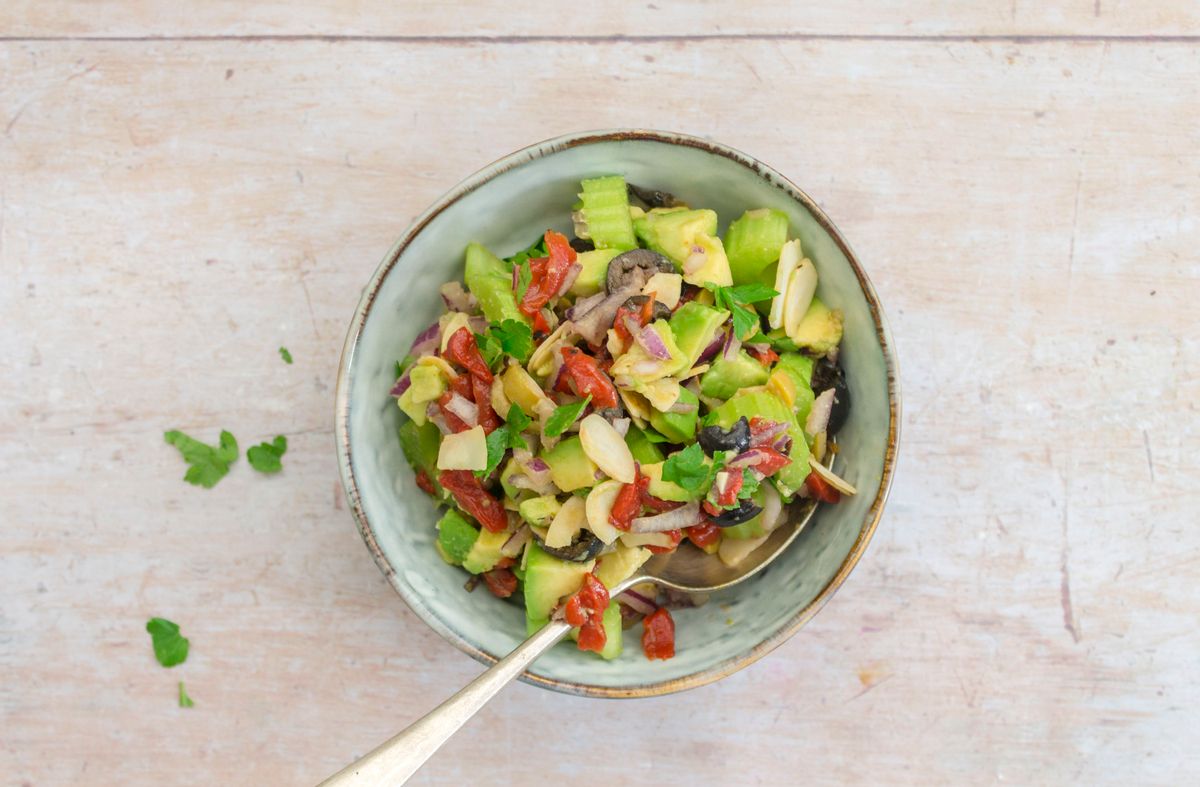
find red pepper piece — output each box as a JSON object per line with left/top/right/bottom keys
{"left": 641, "top": 608, "right": 676, "bottom": 660}
{"left": 436, "top": 392, "right": 472, "bottom": 433}
{"left": 747, "top": 345, "right": 780, "bottom": 366}
{"left": 714, "top": 469, "right": 744, "bottom": 507}
{"left": 482, "top": 567, "right": 518, "bottom": 598}
{"left": 609, "top": 465, "right": 647, "bottom": 530}
{"left": 752, "top": 447, "right": 792, "bottom": 476}
{"left": 519, "top": 231, "right": 576, "bottom": 317}
{"left": 644, "top": 529, "right": 682, "bottom": 555}
{"left": 414, "top": 469, "right": 436, "bottom": 496}
{"left": 559, "top": 346, "right": 619, "bottom": 410}
{"left": 806, "top": 471, "right": 841, "bottom": 504}
{"left": 685, "top": 521, "right": 721, "bottom": 548}
{"left": 444, "top": 327, "right": 493, "bottom": 383}
{"left": 438, "top": 470, "right": 508, "bottom": 532}
{"left": 471, "top": 374, "right": 500, "bottom": 433}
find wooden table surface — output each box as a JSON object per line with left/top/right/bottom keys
{"left": 3, "top": 4, "right": 1198, "bottom": 785}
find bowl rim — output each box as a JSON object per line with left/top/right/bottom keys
{"left": 334, "top": 128, "right": 901, "bottom": 698}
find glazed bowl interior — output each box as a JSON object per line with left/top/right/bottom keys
{"left": 337, "top": 130, "right": 897, "bottom": 697}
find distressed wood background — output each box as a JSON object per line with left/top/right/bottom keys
{"left": 2, "top": 3, "right": 1198, "bottom": 785}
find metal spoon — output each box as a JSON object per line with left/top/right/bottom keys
{"left": 319, "top": 498, "right": 818, "bottom": 786}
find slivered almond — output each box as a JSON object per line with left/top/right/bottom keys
{"left": 808, "top": 456, "right": 857, "bottom": 496}
{"left": 769, "top": 239, "right": 802, "bottom": 329}
{"left": 783, "top": 260, "right": 818, "bottom": 341}
{"left": 578, "top": 414, "right": 636, "bottom": 484}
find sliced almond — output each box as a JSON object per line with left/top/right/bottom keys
{"left": 808, "top": 456, "right": 857, "bottom": 496}
{"left": 638, "top": 378, "right": 682, "bottom": 412}
{"left": 578, "top": 413, "right": 636, "bottom": 484}
{"left": 527, "top": 320, "right": 576, "bottom": 377}
{"left": 502, "top": 363, "right": 549, "bottom": 414}
{"left": 490, "top": 377, "right": 512, "bottom": 420}
{"left": 618, "top": 387, "right": 653, "bottom": 425}
{"left": 619, "top": 530, "right": 676, "bottom": 550}
{"left": 643, "top": 272, "right": 683, "bottom": 309}
{"left": 584, "top": 480, "right": 624, "bottom": 544}
{"left": 545, "top": 495, "right": 587, "bottom": 548}
{"left": 436, "top": 425, "right": 487, "bottom": 471}
{"left": 769, "top": 239, "right": 801, "bottom": 329}
{"left": 783, "top": 260, "right": 818, "bottom": 341}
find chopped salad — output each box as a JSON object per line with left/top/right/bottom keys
{"left": 392, "top": 176, "right": 853, "bottom": 661}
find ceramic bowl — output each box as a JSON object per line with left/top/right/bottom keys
{"left": 335, "top": 129, "right": 899, "bottom": 697}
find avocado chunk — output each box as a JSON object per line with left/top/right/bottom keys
{"left": 436, "top": 510, "right": 479, "bottom": 565}
{"left": 720, "top": 487, "right": 768, "bottom": 540}
{"left": 711, "top": 390, "right": 810, "bottom": 497}
{"left": 464, "top": 242, "right": 528, "bottom": 325}
{"left": 724, "top": 208, "right": 789, "bottom": 286}
{"left": 398, "top": 420, "right": 442, "bottom": 495}
{"left": 594, "top": 543, "right": 652, "bottom": 589}
{"left": 518, "top": 495, "right": 561, "bottom": 529}
{"left": 624, "top": 427, "right": 666, "bottom": 465}
{"left": 571, "top": 248, "right": 621, "bottom": 297}
{"left": 669, "top": 302, "right": 729, "bottom": 369}
{"left": 523, "top": 542, "right": 595, "bottom": 634}
{"left": 773, "top": 353, "right": 817, "bottom": 425}
{"left": 462, "top": 528, "right": 510, "bottom": 575}
{"left": 699, "top": 350, "right": 770, "bottom": 400}
{"left": 567, "top": 599, "right": 623, "bottom": 660}
{"left": 633, "top": 208, "right": 718, "bottom": 265}
{"left": 397, "top": 364, "right": 447, "bottom": 425}
{"left": 642, "top": 462, "right": 693, "bottom": 502}
{"left": 790, "top": 296, "right": 844, "bottom": 356}
{"left": 649, "top": 386, "right": 698, "bottom": 443}
{"left": 540, "top": 436, "right": 598, "bottom": 493}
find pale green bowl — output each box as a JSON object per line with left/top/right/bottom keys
{"left": 335, "top": 130, "right": 900, "bottom": 697}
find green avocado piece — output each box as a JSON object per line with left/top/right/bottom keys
{"left": 518, "top": 495, "right": 561, "bottom": 528}
{"left": 720, "top": 487, "right": 767, "bottom": 540}
{"left": 724, "top": 208, "right": 789, "bottom": 286}
{"left": 567, "top": 599, "right": 623, "bottom": 660}
{"left": 711, "top": 390, "right": 811, "bottom": 497}
{"left": 624, "top": 427, "right": 666, "bottom": 465}
{"left": 700, "top": 350, "right": 770, "bottom": 400}
{"left": 774, "top": 353, "right": 816, "bottom": 425}
{"left": 436, "top": 510, "right": 479, "bottom": 564}
{"left": 633, "top": 208, "right": 718, "bottom": 265}
{"left": 523, "top": 542, "right": 595, "bottom": 634}
{"left": 571, "top": 248, "right": 621, "bottom": 296}
{"left": 462, "top": 528, "right": 509, "bottom": 575}
{"left": 791, "top": 296, "right": 844, "bottom": 356}
{"left": 594, "top": 543, "right": 652, "bottom": 589}
{"left": 643, "top": 461, "right": 694, "bottom": 502}
{"left": 398, "top": 420, "right": 442, "bottom": 495}
{"left": 464, "top": 242, "right": 528, "bottom": 325}
{"left": 669, "top": 302, "right": 729, "bottom": 369}
{"left": 649, "top": 386, "right": 698, "bottom": 443}
{"left": 540, "top": 436, "right": 598, "bottom": 493}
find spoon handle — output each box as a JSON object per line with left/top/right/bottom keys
{"left": 318, "top": 618, "right": 573, "bottom": 786}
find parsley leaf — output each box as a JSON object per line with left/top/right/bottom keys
{"left": 491, "top": 319, "right": 534, "bottom": 363}
{"left": 279, "top": 346, "right": 293, "bottom": 364}
{"left": 738, "top": 467, "right": 761, "bottom": 500}
{"left": 504, "top": 404, "right": 532, "bottom": 442}
{"left": 476, "top": 406, "right": 533, "bottom": 479}
{"left": 661, "top": 444, "right": 723, "bottom": 495}
{"left": 474, "top": 331, "right": 503, "bottom": 370}
{"left": 247, "top": 435, "right": 287, "bottom": 474}
{"left": 706, "top": 283, "right": 778, "bottom": 340}
{"left": 146, "top": 617, "right": 190, "bottom": 668}
{"left": 505, "top": 236, "right": 547, "bottom": 269}
{"left": 178, "top": 681, "right": 195, "bottom": 708}
{"left": 515, "top": 262, "right": 533, "bottom": 304}
{"left": 163, "top": 429, "right": 238, "bottom": 488}
{"left": 747, "top": 332, "right": 799, "bottom": 353}
{"left": 543, "top": 395, "right": 591, "bottom": 438}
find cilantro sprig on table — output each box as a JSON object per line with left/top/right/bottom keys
{"left": 163, "top": 430, "right": 238, "bottom": 488}
{"left": 278, "top": 346, "right": 293, "bottom": 364}
{"left": 705, "top": 283, "right": 778, "bottom": 340}
{"left": 247, "top": 436, "right": 288, "bottom": 474}
{"left": 543, "top": 396, "right": 591, "bottom": 438}
{"left": 146, "top": 617, "right": 190, "bottom": 668}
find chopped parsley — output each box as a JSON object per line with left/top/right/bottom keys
{"left": 246, "top": 436, "right": 287, "bottom": 474}
{"left": 746, "top": 332, "right": 799, "bottom": 353}
{"left": 543, "top": 395, "right": 591, "bottom": 438}
{"left": 477, "top": 406, "right": 532, "bottom": 479}
{"left": 474, "top": 331, "right": 503, "bottom": 369}
{"left": 490, "top": 319, "right": 533, "bottom": 363}
{"left": 278, "top": 346, "right": 293, "bottom": 364}
{"left": 515, "top": 261, "right": 533, "bottom": 304}
{"left": 505, "top": 236, "right": 547, "bottom": 268}
{"left": 661, "top": 443, "right": 724, "bottom": 495}
{"left": 706, "top": 283, "right": 778, "bottom": 340}
{"left": 738, "top": 467, "right": 761, "bottom": 500}
{"left": 146, "top": 617, "right": 190, "bottom": 668}
{"left": 163, "top": 429, "right": 238, "bottom": 488}
{"left": 178, "top": 681, "right": 195, "bottom": 708}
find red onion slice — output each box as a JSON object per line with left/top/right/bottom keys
{"left": 426, "top": 403, "right": 451, "bottom": 435}
{"left": 722, "top": 328, "right": 742, "bottom": 361}
{"left": 511, "top": 264, "right": 521, "bottom": 293}
{"left": 697, "top": 333, "right": 724, "bottom": 364}
{"left": 444, "top": 393, "right": 479, "bottom": 427}
{"left": 726, "top": 448, "right": 773, "bottom": 468}
{"left": 630, "top": 502, "right": 702, "bottom": 533}
{"left": 409, "top": 321, "right": 441, "bottom": 357}
{"left": 390, "top": 372, "right": 412, "bottom": 397}
{"left": 500, "top": 525, "right": 532, "bottom": 558}
{"left": 617, "top": 589, "right": 657, "bottom": 616}
{"left": 635, "top": 325, "right": 671, "bottom": 360}
{"left": 610, "top": 418, "right": 630, "bottom": 437}
{"left": 566, "top": 291, "right": 605, "bottom": 321}
{"left": 749, "top": 419, "right": 787, "bottom": 446}
{"left": 440, "top": 281, "right": 478, "bottom": 313}
{"left": 555, "top": 263, "right": 582, "bottom": 298}
{"left": 683, "top": 244, "right": 707, "bottom": 275}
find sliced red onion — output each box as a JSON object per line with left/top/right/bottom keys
{"left": 445, "top": 393, "right": 478, "bottom": 427}
{"left": 500, "top": 525, "right": 531, "bottom": 558}
{"left": 726, "top": 448, "right": 773, "bottom": 468}
{"left": 684, "top": 377, "right": 702, "bottom": 398}
{"left": 630, "top": 501, "right": 702, "bottom": 533}
{"left": 772, "top": 434, "right": 793, "bottom": 454}
{"left": 622, "top": 316, "right": 642, "bottom": 339}
{"left": 550, "top": 358, "right": 569, "bottom": 393}
{"left": 525, "top": 456, "right": 550, "bottom": 473}
{"left": 635, "top": 325, "right": 671, "bottom": 360}
{"left": 517, "top": 453, "right": 554, "bottom": 493}
{"left": 610, "top": 418, "right": 630, "bottom": 437}
{"left": 468, "top": 315, "right": 489, "bottom": 335}
{"left": 426, "top": 403, "right": 451, "bottom": 435}
{"left": 566, "top": 291, "right": 605, "bottom": 321}
{"left": 722, "top": 328, "right": 742, "bottom": 361}
{"left": 749, "top": 419, "right": 787, "bottom": 446}
{"left": 806, "top": 389, "right": 835, "bottom": 435}
{"left": 613, "top": 374, "right": 634, "bottom": 389}
{"left": 390, "top": 372, "right": 412, "bottom": 397}
{"left": 440, "top": 281, "right": 478, "bottom": 313}
{"left": 697, "top": 333, "right": 725, "bottom": 364}
{"left": 617, "top": 589, "right": 657, "bottom": 616}
{"left": 555, "top": 263, "right": 582, "bottom": 297}
{"left": 409, "top": 321, "right": 441, "bottom": 357}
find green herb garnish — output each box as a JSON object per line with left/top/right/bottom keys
{"left": 476, "top": 406, "right": 532, "bottom": 479}
{"left": 474, "top": 331, "right": 503, "bottom": 369}
{"left": 661, "top": 443, "right": 724, "bottom": 495}
{"left": 543, "top": 395, "right": 591, "bottom": 438}
{"left": 246, "top": 436, "right": 287, "bottom": 474}
{"left": 163, "top": 429, "right": 238, "bottom": 488}
{"left": 738, "top": 467, "right": 761, "bottom": 500}
{"left": 504, "top": 404, "right": 532, "bottom": 437}
{"left": 146, "top": 617, "right": 190, "bottom": 667}
{"left": 505, "top": 236, "right": 547, "bottom": 269}
{"left": 490, "top": 319, "right": 534, "bottom": 363}
{"left": 747, "top": 332, "right": 799, "bottom": 353}
{"left": 706, "top": 283, "right": 778, "bottom": 340}
{"left": 279, "top": 346, "right": 293, "bottom": 364}
{"left": 515, "top": 261, "right": 533, "bottom": 304}
{"left": 178, "top": 681, "right": 195, "bottom": 708}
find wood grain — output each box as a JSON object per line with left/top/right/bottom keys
{"left": 1, "top": 22, "right": 1198, "bottom": 787}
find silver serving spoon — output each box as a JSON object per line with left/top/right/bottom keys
{"left": 319, "top": 498, "right": 817, "bottom": 786}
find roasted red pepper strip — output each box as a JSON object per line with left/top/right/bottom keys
{"left": 746, "top": 345, "right": 780, "bottom": 366}
{"left": 563, "top": 573, "right": 610, "bottom": 653}
{"left": 481, "top": 567, "right": 518, "bottom": 598}
{"left": 806, "top": 471, "right": 841, "bottom": 503}
{"left": 714, "top": 470, "right": 744, "bottom": 507}
{"left": 641, "top": 493, "right": 682, "bottom": 513}
{"left": 560, "top": 346, "right": 619, "bottom": 409}
{"left": 414, "top": 469, "right": 436, "bottom": 496}
{"left": 444, "top": 327, "right": 493, "bottom": 383}
{"left": 685, "top": 521, "right": 721, "bottom": 548}
{"left": 609, "top": 465, "right": 647, "bottom": 530}
{"left": 438, "top": 470, "right": 508, "bottom": 532}
{"left": 519, "top": 231, "right": 576, "bottom": 317}
{"left": 470, "top": 374, "right": 500, "bottom": 433}
{"left": 641, "top": 608, "right": 676, "bottom": 660}
{"left": 576, "top": 619, "right": 607, "bottom": 653}
{"left": 752, "top": 447, "right": 792, "bottom": 476}
{"left": 644, "top": 529, "right": 682, "bottom": 555}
